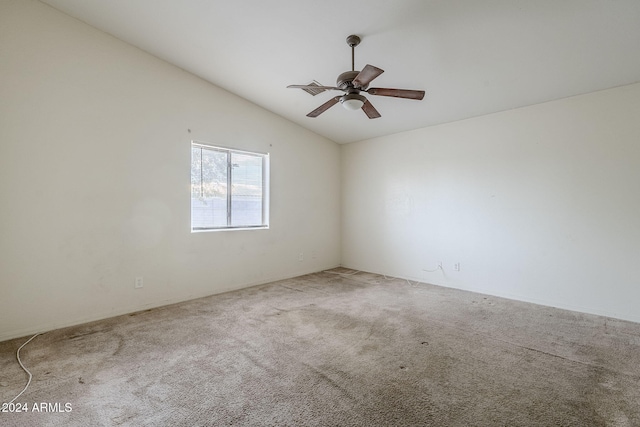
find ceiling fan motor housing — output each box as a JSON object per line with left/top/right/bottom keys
{"left": 337, "top": 70, "right": 366, "bottom": 90}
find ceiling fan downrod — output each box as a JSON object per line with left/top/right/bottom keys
{"left": 346, "top": 34, "right": 361, "bottom": 72}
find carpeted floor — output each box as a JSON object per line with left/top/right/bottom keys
{"left": 1, "top": 268, "right": 639, "bottom": 426}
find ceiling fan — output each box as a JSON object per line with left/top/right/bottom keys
{"left": 287, "top": 35, "right": 425, "bottom": 119}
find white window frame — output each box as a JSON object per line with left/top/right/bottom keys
{"left": 191, "top": 141, "right": 269, "bottom": 232}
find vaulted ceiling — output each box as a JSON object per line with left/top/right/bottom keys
{"left": 41, "top": 0, "right": 640, "bottom": 144}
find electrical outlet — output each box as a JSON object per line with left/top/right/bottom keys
{"left": 454, "top": 263, "right": 461, "bottom": 271}
{"left": 298, "top": 252, "right": 304, "bottom": 262}
{"left": 135, "top": 277, "right": 144, "bottom": 289}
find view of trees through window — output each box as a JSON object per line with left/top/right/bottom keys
{"left": 191, "top": 143, "right": 268, "bottom": 230}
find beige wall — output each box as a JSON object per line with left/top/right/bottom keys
{"left": 342, "top": 82, "right": 640, "bottom": 323}
{"left": 0, "top": 0, "right": 341, "bottom": 341}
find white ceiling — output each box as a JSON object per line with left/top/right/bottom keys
{"left": 41, "top": 0, "right": 640, "bottom": 144}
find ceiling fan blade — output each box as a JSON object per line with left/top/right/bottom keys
{"left": 287, "top": 84, "right": 342, "bottom": 91}
{"left": 361, "top": 99, "right": 381, "bottom": 119}
{"left": 367, "top": 88, "right": 425, "bottom": 100}
{"left": 352, "top": 64, "right": 384, "bottom": 88}
{"left": 307, "top": 96, "right": 341, "bottom": 118}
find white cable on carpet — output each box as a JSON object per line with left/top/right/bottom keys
{"left": 8, "top": 333, "right": 40, "bottom": 404}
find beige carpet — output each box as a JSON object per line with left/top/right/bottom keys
{"left": 1, "top": 268, "right": 639, "bottom": 426}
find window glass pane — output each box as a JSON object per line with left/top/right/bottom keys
{"left": 231, "top": 152, "right": 263, "bottom": 227}
{"left": 191, "top": 142, "right": 268, "bottom": 231}
{"left": 191, "top": 146, "right": 202, "bottom": 199}
{"left": 191, "top": 148, "right": 228, "bottom": 229}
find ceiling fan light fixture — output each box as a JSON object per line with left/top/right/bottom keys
{"left": 340, "top": 93, "right": 365, "bottom": 111}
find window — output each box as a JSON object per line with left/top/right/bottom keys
{"left": 191, "top": 142, "right": 269, "bottom": 231}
